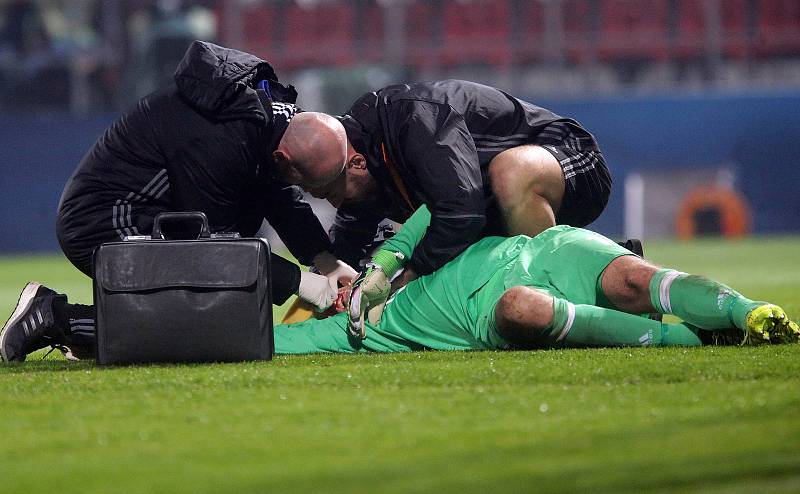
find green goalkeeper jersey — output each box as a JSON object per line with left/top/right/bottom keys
{"left": 274, "top": 224, "right": 633, "bottom": 355}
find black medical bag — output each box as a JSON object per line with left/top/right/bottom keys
{"left": 93, "top": 212, "right": 273, "bottom": 364}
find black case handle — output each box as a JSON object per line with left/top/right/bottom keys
{"left": 152, "top": 211, "right": 211, "bottom": 240}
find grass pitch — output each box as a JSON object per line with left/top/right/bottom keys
{"left": 1, "top": 237, "right": 799, "bottom": 493}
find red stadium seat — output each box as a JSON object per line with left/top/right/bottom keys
{"left": 597, "top": 0, "right": 670, "bottom": 61}
{"left": 516, "top": 0, "right": 546, "bottom": 63}
{"left": 674, "top": 0, "right": 707, "bottom": 58}
{"left": 403, "top": 1, "right": 441, "bottom": 68}
{"left": 720, "top": 0, "right": 750, "bottom": 57}
{"left": 440, "top": 0, "right": 512, "bottom": 67}
{"left": 358, "top": 1, "right": 386, "bottom": 63}
{"left": 216, "top": 3, "right": 284, "bottom": 65}
{"left": 674, "top": 0, "right": 749, "bottom": 59}
{"left": 756, "top": 0, "right": 800, "bottom": 56}
{"left": 562, "top": 0, "right": 597, "bottom": 63}
{"left": 283, "top": 1, "right": 356, "bottom": 69}
{"left": 240, "top": 4, "right": 279, "bottom": 60}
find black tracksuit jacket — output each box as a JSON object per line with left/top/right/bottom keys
{"left": 57, "top": 41, "right": 330, "bottom": 302}
{"left": 336, "top": 80, "right": 578, "bottom": 275}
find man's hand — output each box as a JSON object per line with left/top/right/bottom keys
{"left": 313, "top": 251, "right": 358, "bottom": 287}
{"left": 297, "top": 271, "right": 337, "bottom": 312}
{"left": 347, "top": 264, "right": 393, "bottom": 339}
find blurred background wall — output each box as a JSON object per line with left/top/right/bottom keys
{"left": 1, "top": 0, "right": 799, "bottom": 253}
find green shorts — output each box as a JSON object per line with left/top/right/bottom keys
{"left": 274, "top": 226, "right": 634, "bottom": 355}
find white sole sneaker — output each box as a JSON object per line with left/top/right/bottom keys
{"left": 0, "top": 282, "right": 42, "bottom": 362}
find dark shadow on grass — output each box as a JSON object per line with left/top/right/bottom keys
{"left": 0, "top": 355, "right": 325, "bottom": 374}
{"left": 1, "top": 349, "right": 499, "bottom": 374}
{"left": 0, "top": 359, "right": 95, "bottom": 373}
{"left": 0, "top": 357, "right": 305, "bottom": 374}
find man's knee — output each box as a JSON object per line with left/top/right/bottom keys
{"left": 600, "top": 255, "right": 658, "bottom": 312}
{"left": 494, "top": 286, "right": 553, "bottom": 349}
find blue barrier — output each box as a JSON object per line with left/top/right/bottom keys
{"left": 539, "top": 91, "right": 800, "bottom": 236}
{"left": 0, "top": 114, "right": 113, "bottom": 253}
{"left": 1, "top": 91, "right": 799, "bottom": 253}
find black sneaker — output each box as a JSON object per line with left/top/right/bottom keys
{"left": 1, "top": 282, "right": 69, "bottom": 362}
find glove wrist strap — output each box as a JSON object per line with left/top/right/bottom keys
{"left": 371, "top": 250, "right": 405, "bottom": 278}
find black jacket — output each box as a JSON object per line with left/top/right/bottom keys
{"left": 63, "top": 41, "right": 331, "bottom": 265}
{"left": 337, "top": 79, "right": 575, "bottom": 275}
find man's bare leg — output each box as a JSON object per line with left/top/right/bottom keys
{"left": 493, "top": 286, "right": 554, "bottom": 349}
{"left": 489, "top": 145, "right": 565, "bottom": 237}
{"left": 599, "top": 255, "right": 659, "bottom": 313}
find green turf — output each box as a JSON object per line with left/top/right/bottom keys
{"left": 1, "top": 237, "right": 799, "bottom": 493}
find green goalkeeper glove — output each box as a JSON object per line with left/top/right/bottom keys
{"left": 347, "top": 250, "right": 405, "bottom": 338}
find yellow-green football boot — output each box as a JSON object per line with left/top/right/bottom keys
{"left": 743, "top": 304, "right": 800, "bottom": 345}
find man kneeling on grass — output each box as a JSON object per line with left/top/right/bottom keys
{"left": 273, "top": 205, "right": 799, "bottom": 354}
{"left": 2, "top": 206, "right": 798, "bottom": 360}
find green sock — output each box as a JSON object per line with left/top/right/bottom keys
{"left": 648, "top": 269, "right": 762, "bottom": 330}
{"left": 548, "top": 297, "right": 701, "bottom": 347}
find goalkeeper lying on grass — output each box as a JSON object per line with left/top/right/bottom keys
{"left": 275, "top": 206, "right": 799, "bottom": 354}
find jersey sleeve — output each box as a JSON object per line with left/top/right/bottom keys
{"left": 262, "top": 182, "right": 332, "bottom": 265}
{"left": 381, "top": 205, "right": 431, "bottom": 260}
{"left": 392, "top": 100, "right": 486, "bottom": 275}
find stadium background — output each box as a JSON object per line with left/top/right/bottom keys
{"left": 2, "top": 3, "right": 800, "bottom": 492}
{"left": 1, "top": 0, "right": 799, "bottom": 252}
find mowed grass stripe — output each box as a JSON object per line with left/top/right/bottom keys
{"left": 0, "top": 348, "right": 799, "bottom": 493}
{"left": 0, "top": 236, "right": 799, "bottom": 493}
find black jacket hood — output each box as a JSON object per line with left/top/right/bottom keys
{"left": 174, "top": 41, "right": 296, "bottom": 122}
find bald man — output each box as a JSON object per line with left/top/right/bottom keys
{"left": 0, "top": 41, "right": 357, "bottom": 362}
{"left": 281, "top": 81, "right": 613, "bottom": 283}
{"left": 271, "top": 112, "right": 349, "bottom": 191}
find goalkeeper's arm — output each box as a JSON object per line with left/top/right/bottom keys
{"left": 380, "top": 204, "right": 431, "bottom": 263}
{"left": 347, "top": 205, "right": 431, "bottom": 337}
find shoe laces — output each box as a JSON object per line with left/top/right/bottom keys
{"left": 37, "top": 331, "right": 80, "bottom": 361}
{"left": 41, "top": 344, "right": 80, "bottom": 361}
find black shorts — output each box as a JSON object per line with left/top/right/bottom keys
{"left": 534, "top": 120, "right": 612, "bottom": 227}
